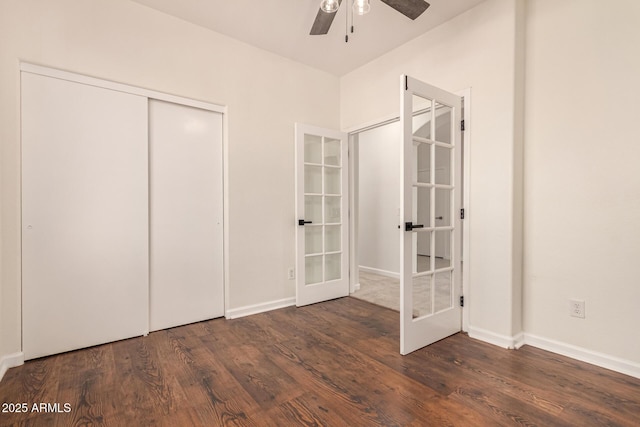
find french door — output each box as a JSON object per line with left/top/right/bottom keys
{"left": 295, "top": 124, "right": 349, "bottom": 306}
{"left": 400, "top": 75, "right": 462, "bottom": 355}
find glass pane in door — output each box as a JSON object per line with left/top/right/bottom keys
{"left": 414, "top": 186, "right": 431, "bottom": 227}
{"left": 305, "top": 226, "right": 323, "bottom": 255}
{"left": 412, "top": 95, "right": 432, "bottom": 138}
{"left": 415, "top": 231, "right": 431, "bottom": 273}
{"left": 325, "top": 196, "right": 341, "bottom": 224}
{"left": 325, "top": 168, "right": 341, "bottom": 194}
{"left": 434, "top": 189, "right": 451, "bottom": 227}
{"left": 412, "top": 275, "right": 433, "bottom": 318}
{"left": 416, "top": 142, "right": 431, "bottom": 184}
{"left": 434, "top": 146, "right": 451, "bottom": 185}
{"left": 305, "top": 134, "right": 322, "bottom": 164}
{"left": 324, "top": 138, "right": 341, "bottom": 166}
{"left": 305, "top": 195, "right": 322, "bottom": 224}
{"left": 434, "top": 230, "right": 451, "bottom": 269}
{"left": 325, "top": 253, "right": 341, "bottom": 281}
{"left": 305, "top": 255, "right": 323, "bottom": 285}
{"left": 434, "top": 102, "right": 452, "bottom": 144}
{"left": 325, "top": 225, "right": 341, "bottom": 252}
{"left": 305, "top": 165, "right": 322, "bottom": 193}
{"left": 434, "top": 271, "right": 452, "bottom": 312}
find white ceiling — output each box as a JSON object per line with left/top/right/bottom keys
{"left": 131, "top": 0, "right": 486, "bottom": 76}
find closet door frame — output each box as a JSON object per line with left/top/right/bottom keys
{"left": 20, "top": 62, "right": 229, "bottom": 342}
{"left": 21, "top": 64, "right": 227, "bottom": 114}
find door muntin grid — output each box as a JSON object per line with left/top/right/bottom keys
{"left": 303, "top": 133, "right": 343, "bottom": 286}
{"left": 411, "top": 95, "right": 456, "bottom": 320}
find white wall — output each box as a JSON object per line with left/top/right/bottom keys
{"left": 523, "top": 0, "right": 640, "bottom": 364}
{"left": 341, "top": 0, "right": 525, "bottom": 342}
{"left": 0, "top": 0, "right": 339, "bottom": 363}
{"left": 357, "top": 123, "right": 400, "bottom": 275}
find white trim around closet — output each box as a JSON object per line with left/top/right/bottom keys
{"left": 20, "top": 62, "right": 225, "bottom": 114}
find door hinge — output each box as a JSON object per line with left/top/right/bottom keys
{"left": 459, "top": 295, "right": 464, "bottom": 307}
{"left": 460, "top": 208, "right": 465, "bottom": 220}
{"left": 461, "top": 120, "right": 465, "bottom": 131}
{"left": 405, "top": 75, "right": 408, "bottom": 91}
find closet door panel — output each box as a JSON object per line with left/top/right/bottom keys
{"left": 22, "top": 73, "right": 149, "bottom": 360}
{"left": 149, "top": 100, "right": 224, "bottom": 331}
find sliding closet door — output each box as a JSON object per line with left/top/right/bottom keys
{"left": 22, "top": 73, "right": 149, "bottom": 360}
{"left": 149, "top": 100, "right": 224, "bottom": 331}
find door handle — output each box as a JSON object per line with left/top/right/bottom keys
{"left": 298, "top": 220, "right": 312, "bottom": 226}
{"left": 405, "top": 222, "right": 424, "bottom": 231}
{"left": 435, "top": 216, "right": 443, "bottom": 220}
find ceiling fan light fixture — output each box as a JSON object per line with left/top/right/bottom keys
{"left": 353, "top": 0, "right": 371, "bottom": 15}
{"left": 320, "top": 0, "right": 340, "bottom": 13}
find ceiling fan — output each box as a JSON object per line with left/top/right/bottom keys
{"left": 310, "top": 0, "right": 431, "bottom": 35}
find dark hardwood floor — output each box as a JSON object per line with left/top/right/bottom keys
{"left": 1, "top": 297, "right": 639, "bottom": 426}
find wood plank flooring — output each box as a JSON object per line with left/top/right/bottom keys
{"left": 1, "top": 297, "right": 639, "bottom": 426}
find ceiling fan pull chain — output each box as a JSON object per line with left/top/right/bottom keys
{"left": 345, "top": 0, "right": 349, "bottom": 42}
{"left": 351, "top": 0, "right": 355, "bottom": 33}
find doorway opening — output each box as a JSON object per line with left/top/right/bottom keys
{"left": 294, "top": 80, "right": 469, "bottom": 353}
{"left": 348, "top": 90, "right": 470, "bottom": 331}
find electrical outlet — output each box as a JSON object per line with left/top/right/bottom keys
{"left": 569, "top": 299, "right": 585, "bottom": 318}
{"left": 287, "top": 267, "right": 295, "bottom": 280}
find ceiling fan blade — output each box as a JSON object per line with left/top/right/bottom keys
{"left": 310, "top": 0, "right": 342, "bottom": 35}
{"left": 380, "top": 0, "right": 430, "bottom": 20}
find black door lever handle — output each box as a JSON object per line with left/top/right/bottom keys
{"left": 298, "top": 220, "right": 313, "bottom": 226}
{"left": 405, "top": 222, "right": 424, "bottom": 231}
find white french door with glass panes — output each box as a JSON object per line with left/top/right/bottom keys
{"left": 295, "top": 124, "right": 349, "bottom": 306}
{"left": 400, "top": 75, "right": 462, "bottom": 355}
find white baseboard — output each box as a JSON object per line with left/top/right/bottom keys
{"left": 523, "top": 333, "right": 640, "bottom": 380}
{"left": 513, "top": 332, "right": 525, "bottom": 349}
{"left": 0, "top": 352, "right": 24, "bottom": 383}
{"left": 468, "top": 327, "right": 640, "bottom": 379}
{"left": 468, "top": 326, "right": 524, "bottom": 349}
{"left": 225, "top": 297, "right": 295, "bottom": 320}
{"left": 358, "top": 266, "right": 400, "bottom": 279}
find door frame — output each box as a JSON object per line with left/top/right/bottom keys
{"left": 345, "top": 88, "right": 471, "bottom": 332}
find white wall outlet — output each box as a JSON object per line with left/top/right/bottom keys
{"left": 287, "top": 267, "right": 295, "bottom": 280}
{"left": 569, "top": 299, "right": 585, "bottom": 318}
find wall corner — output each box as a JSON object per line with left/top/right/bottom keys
{"left": 510, "top": 0, "right": 526, "bottom": 337}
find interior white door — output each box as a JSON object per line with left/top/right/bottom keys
{"left": 295, "top": 124, "right": 349, "bottom": 306}
{"left": 22, "top": 72, "right": 149, "bottom": 360}
{"left": 400, "top": 75, "right": 462, "bottom": 355}
{"left": 149, "top": 100, "right": 224, "bottom": 331}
